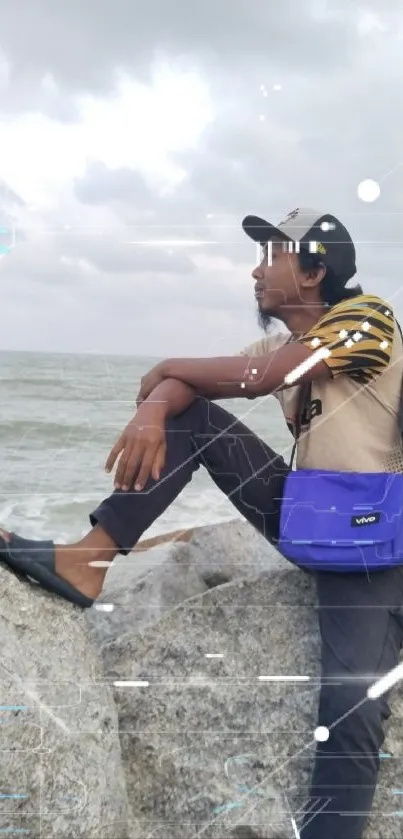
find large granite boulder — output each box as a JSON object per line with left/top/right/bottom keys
{"left": 0, "top": 563, "right": 130, "bottom": 838}
{"left": 89, "top": 519, "right": 403, "bottom": 839}
{"left": 87, "top": 520, "right": 286, "bottom": 659}
{"left": 87, "top": 540, "right": 208, "bottom": 658}
{"left": 3, "top": 517, "right": 402, "bottom": 838}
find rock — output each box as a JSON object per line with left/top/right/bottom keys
{"left": 9, "top": 514, "right": 402, "bottom": 838}
{"left": 87, "top": 520, "right": 286, "bottom": 664}
{"left": 171, "top": 519, "right": 287, "bottom": 585}
{"left": 89, "top": 519, "right": 403, "bottom": 839}
{"left": 111, "top": 570, "right": 319, "bottom": 839}
{"left": 87, "top": 542, "right": 209, "bottom": 673}
{"left": 131, "top": 527, "right": 197, "bottom": 553}
{"left": 0, "top": 564, "right": 129, "bottom": 838}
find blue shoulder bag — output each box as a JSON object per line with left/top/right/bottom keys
{"left": 277, "top": 352, "right": 403, "bottom": 573}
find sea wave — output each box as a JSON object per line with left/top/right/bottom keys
{"left": 0, "top": 485, "right": 239, "bottom": 544}
{"left": 0, "top": 420, "right": 113, "bottom": 447}
{"left": 0, "top": 350, "right": 288, "bottom": 547}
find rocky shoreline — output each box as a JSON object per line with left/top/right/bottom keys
{"left": 1, "top": 519, "right": 402, "bottom": 838}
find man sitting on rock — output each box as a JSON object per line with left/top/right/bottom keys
{"left": 1, "top": 207, "right": 402, "bottom": 839}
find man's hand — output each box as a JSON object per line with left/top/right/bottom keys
{"left": 136, "top": 361, "right": 168, "bottom": 407}
{"left": 105, "top": 402, "right": 167, "bottom": 492}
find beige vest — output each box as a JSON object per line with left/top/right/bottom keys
{"left": 240, "top": 324, "right": 403, "bottom": 474}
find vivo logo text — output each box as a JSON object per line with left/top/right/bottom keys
{"left": 351, "top": 512, "right": 381, "bottom": 527}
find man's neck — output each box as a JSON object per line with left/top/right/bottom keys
{"left": 281, "top": 301, "right": 329, "bottom": 338}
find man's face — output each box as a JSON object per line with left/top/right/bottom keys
{"left": 252, "top": 238, "right": 304, "bottom": 330}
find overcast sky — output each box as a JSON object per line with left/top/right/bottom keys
{"left": 0, "top": 0, "right": 402, "bottom": 357}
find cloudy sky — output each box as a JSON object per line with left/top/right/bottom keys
{"left": 0, "top": 0, "right": 402, "bottom": 357}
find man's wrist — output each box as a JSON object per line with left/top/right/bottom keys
{"left": 136, "top": 397, "right": 168, "bottom": 419}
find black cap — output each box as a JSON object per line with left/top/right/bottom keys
{"left": 242, "top": 207, "right": 357, "bottom": 283}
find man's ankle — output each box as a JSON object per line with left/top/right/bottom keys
{"left": 56, "top": 543, "right": 115, "bottom": 568}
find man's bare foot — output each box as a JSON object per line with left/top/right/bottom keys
{"left": 55, "top": 531, "right": 119, "bottom": 600}
{"left": 54, "top": 546, "right": 107, "bottom": 600}
{"left": 0, "top": 526, "right": 117, "bottom": 602}
{"left": 54, "top": 526, "right": 119, "bottom": 599}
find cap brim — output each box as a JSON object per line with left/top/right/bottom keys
{"left": 242, "top": 215, "right": 292, "bottom": 244}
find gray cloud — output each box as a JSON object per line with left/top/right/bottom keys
{"left": 1, "top": 0, "right": 403, "bottom": 355}
{"left": 1, "top": 0, "right": 358, "bottom": 110}
{"left": 74, "top": 162, "right": 152, "bottom": 207}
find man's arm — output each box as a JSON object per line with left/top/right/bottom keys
{"left": 161, "top": 343, "right": 331, "bottom": 399}
{"left": 142, "top": 339, "right": 282, "bottom": 416}
{"left": 161, "top": 296, "right": 395, "bottom": 397}
{"left": 143, "top": 378, "right": 234, "bottom": 418}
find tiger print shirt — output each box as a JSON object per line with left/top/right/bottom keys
{"left": 240, "top": 294, "right": 403, "bottom": 473}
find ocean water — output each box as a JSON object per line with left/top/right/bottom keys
{"left": 0, "top": 350, "right": 291, "bottom": 545}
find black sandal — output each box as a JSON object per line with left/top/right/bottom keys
{"left": 0, "top": 532, "right": 94, "bottom": 608}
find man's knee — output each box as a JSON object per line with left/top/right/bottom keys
{"left": 164, "top": 395, "right": 208, "bottom": 431}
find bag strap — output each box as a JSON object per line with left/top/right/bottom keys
{"left": 395, "top": 320, "right": 403, "bottom": 437}
{"left": 289, "top": 381, "right": 312, "bottom": 469}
